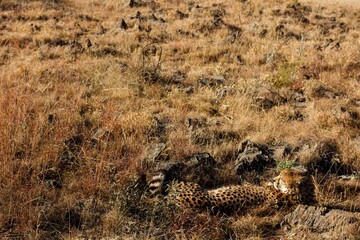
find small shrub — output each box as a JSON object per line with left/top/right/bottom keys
{"left": 276, "top": 160, "right": 297, "bottom": 170}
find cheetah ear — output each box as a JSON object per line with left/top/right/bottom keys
{"left": 296, "top": 176, "right": 305, "bottom": 185}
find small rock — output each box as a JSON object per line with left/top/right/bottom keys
{"left": 198, "top": 75, "right": 226, "bottom": 87}
{"left": 171, "top": 70, "right": 187, "bottom": 84}
{"left": 290, "top": 92, "right": 306, "bottom": 108}
{"left": 211, "top": 75, "right": 225, "bottom": 84}
{"left": 176, "top": 10, "right": 189, "bottom": 19}
{"left": 185, "top": 116, "right": 207, "bottom": 131}
{"left": 215, "top": 87, "right": 239, "bottom": 99}
{"left": 301, "top": 65, "right": 320, "bottom": 80}
{"left": 254, "top": 87, "right": 286, "bottom": 110}
{"left": 312, "top": 86, "right": 340, "bottom": 99}
{"left": 129, "top": 0, "right": 143, "bottom": 7}
{"left": 187, "top": 152, "right": 217, "bottom": 167}
{"left": 235, "top": 140, "right": 275, "bottom": 175}
{"left": 143, "top": 143, "right": 167, "bottom": 164}
{"left": 38, "top": 168, "right": 62, "bottom": 189}
{"left": 91, "top": 128, "right": 112, "bottom": 145}
{"left": 183, "top": 86, "right": 194, "bottom": 94}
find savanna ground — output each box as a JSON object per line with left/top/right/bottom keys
{"left": 0, "top": 0, "right": 359, "bottom": 239}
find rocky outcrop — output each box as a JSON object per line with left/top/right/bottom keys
{"left": 235, "top": 140, "right": 275, "bottom": 175}
{"left": 282, "top": 205, "right": 360, "bottom": 239}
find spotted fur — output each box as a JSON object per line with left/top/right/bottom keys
{"left": 149, "top": 167, "right": 315, "bottom": 214}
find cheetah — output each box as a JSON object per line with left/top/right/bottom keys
{"left": 149, "top": 166, "right": 315, "bottom": 214}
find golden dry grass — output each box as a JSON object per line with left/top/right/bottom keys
{"left": 0, "top": 0, "right": 360, "bottom": 239}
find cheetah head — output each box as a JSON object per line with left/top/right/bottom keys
{"left": 273, "top": 166, "right": 309, "bottom": 195}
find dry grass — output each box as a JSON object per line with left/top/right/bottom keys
{"left": 0, "top": 0, "right": 360, "bottom": 239}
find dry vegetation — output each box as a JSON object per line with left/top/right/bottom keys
{"left": 0, "top": 0, "right": 359, "bottom": 239}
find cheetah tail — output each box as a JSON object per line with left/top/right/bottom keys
{"left": 148, "top": 170, "right": 166, "bottom": 198}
